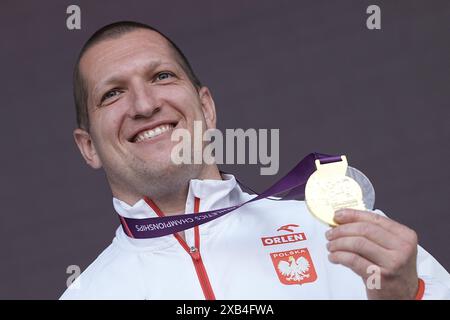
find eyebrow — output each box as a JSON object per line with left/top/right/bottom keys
{"left": 91, "top": 59, "right": 168, "bottom": 98}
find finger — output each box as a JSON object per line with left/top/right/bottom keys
{"left": 327, "top": 236, "right": 392, "bottom": 268}
{"left": 326, "top": 222, "right": 401, "bottom": 250}
{"left": 328, "top": 251, "right": 375, "bottom": 279}
{"left": 333, "top": 209, "right": 416, "bottom": 243}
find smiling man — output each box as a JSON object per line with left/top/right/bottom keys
{"left": 61, "top": 21, "right": 450, "bottom": 300}
{"left": 72, "top": 22, "right": 220, "bottom": 216}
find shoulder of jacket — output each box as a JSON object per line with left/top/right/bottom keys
{"left": 59, "top": 242, "right": 123, "bottom": 299}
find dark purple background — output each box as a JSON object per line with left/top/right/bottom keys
{"left": 1, "top": 0, "right": 449, "bottom": 299}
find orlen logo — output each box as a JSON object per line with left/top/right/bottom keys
{"left": 261, "top": 224, "right": 307, "bottom": 246}
{"left": 277, "top": 224, "right": 299, "bottom": 233}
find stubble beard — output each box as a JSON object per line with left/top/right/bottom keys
{"left": 107, "top": 151, "right": 204, "bottom": 203}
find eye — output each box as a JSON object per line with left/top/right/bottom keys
{"left": 101, "top": 89, "right": 121, "bottom": 103}
{"left": 155, "top": 71, "right": 174, "bottom": 81}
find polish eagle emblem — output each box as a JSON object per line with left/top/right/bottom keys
{"left": 270, "top": 248, "right": 317, "bottom": 285}
{"left": 277, "top": 256, "right": 311, "bottom": 281}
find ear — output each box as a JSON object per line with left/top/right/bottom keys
{"left": 73, "top": 128, "right": 103, "bottom": 169}
{"left": 198, "top": 86, "right": 217, "bottom": 130}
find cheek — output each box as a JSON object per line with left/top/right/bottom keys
{"left": 90, "top": 108, "right": 125, "bottom": 145}
{"left": 162, "top": 86, "right": 203, "bottom": 119}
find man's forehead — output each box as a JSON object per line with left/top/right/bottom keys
{"left": 79, "top": 29, "right": 178, "bottom": 84}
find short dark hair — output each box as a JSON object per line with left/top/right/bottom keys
{"left": 73, "top": 21, "right": 202, "bottom": 130}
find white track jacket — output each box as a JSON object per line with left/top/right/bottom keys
{"left": 61, "top": 174, "right": 450, "bottom": 299}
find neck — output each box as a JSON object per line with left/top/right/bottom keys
{"left": 111, "top": 164, "right": 222, "bottom": 216}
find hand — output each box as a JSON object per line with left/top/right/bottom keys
{"left": 325, "top": 208, "right": 419, "bottom": 299}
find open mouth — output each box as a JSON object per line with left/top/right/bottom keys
{"left": 130, "top": 122, "right": 178, "bottom": 143}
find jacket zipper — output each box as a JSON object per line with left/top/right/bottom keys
{"left": 144, "top": 196, "right": 216, "bottom": 300}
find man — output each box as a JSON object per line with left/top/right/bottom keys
{"left": 61, "top": 21, "right": 450, "bottom": 299}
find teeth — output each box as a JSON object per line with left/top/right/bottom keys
{"left": 134, "top": 124, "right": 174, "bottom": 142}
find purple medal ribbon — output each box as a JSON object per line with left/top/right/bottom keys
{"left": 119, "top": 152, "right": 340, "bottom": 239}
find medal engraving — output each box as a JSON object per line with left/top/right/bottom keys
{"left": 305, "top": 156, "right": 366, "bottom": 226}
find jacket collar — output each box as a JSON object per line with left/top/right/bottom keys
{"left": 112, "top": 174, "right": 248, "bottom": 250}
{"left": 113, "top": 173, "right": 238, "bottom": 219}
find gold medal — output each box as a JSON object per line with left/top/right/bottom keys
{"left": 305, "top": 155, "right": 366, "bottom": 226}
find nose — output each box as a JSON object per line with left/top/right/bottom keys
{"left": 128, "top": 82, "right": 160, "bottom": 119}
